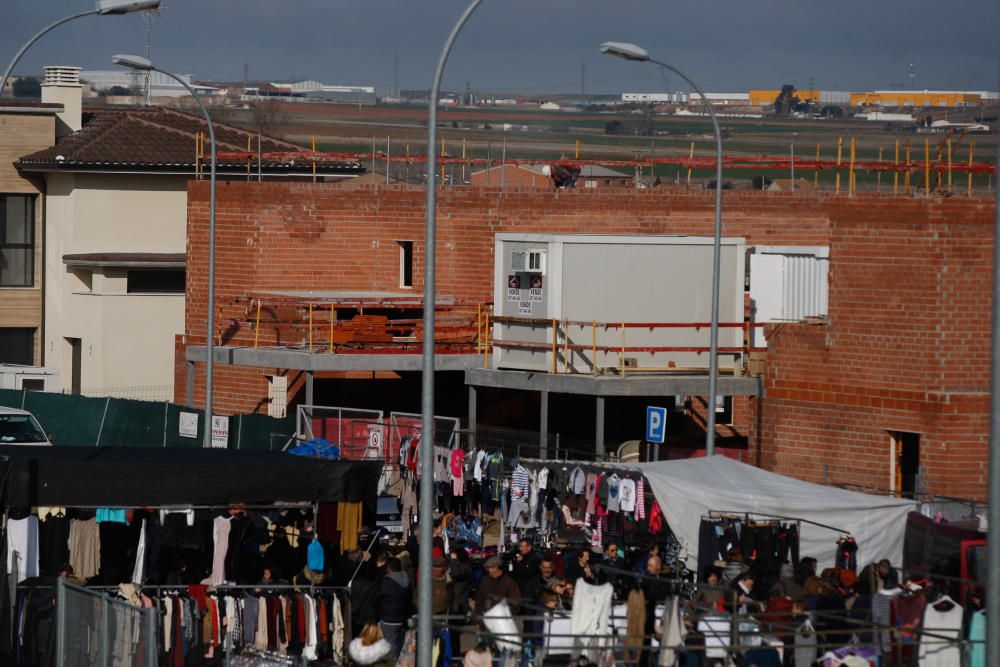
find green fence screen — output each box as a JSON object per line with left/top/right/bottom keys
{"left": 0, "top": 390, "right": 295, "bottom": 450}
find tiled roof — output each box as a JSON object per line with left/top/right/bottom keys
{"left": 16, "top": 106, "right": 362, "bottom": 175}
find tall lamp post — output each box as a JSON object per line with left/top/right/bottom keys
{"left": 113, "top": 54, "right": 216, "bottom": 449}
{"left": 987, "top": 116, "right": 1000, "bottom": 664}
{"left": 419, "top": 1, "right": 483, "bottom": 666}
{"left": 600, "top": 41, "right": 724, "bottom": 456}
{"left": 0, "top": 0, "right": 160, "bottom": 99}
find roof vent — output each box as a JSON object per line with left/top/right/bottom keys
{"left": 43, "top": 66, "right": 82, "bottom": 87}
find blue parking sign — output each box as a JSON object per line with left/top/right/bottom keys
{"left": 646, "top": 406, "right": 666, "bottom": 444}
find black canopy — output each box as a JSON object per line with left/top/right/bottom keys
{"left": 0, "top": 446, "right": 380, "bottom": 509}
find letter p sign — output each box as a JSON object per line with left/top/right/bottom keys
{"left": 646, "top": 406, "right": 666, "bottom": 444}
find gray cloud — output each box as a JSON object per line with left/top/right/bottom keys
{"left": 3, "top": 0, "right": 997, "bottom": 93}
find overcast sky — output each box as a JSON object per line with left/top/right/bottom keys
{"left": 4, "top": 1, "right": 998, "bottom": 94}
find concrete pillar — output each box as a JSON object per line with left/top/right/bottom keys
{"left": 539, "top": 390, "right": 549, "bottom": 459}
{"left": 305, "top": 370, "right": 314, "bottom": 408}
{"left": 186, "top": 361, "right": 195, "bottom": 408}
{"left": 468, "top": 385, "right": 477, "bottom": 450}
{"left": 595, "top": 396, "right": 606, "bottom": 458}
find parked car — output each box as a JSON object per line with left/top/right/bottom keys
{"left": 376, "top": 495, "right": 404, "bottom": 541}
{"left": 0, "top": 407, "right": 53, "bottom": 445}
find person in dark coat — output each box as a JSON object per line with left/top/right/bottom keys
{"left": 475, "top": 556, "right": 521, "bottom": 617}
{"left": 511, "top": 539, "right": 543, "bottom": 601}
{"left": 373, "top": 557, "right": 411, "bottom": 656}
{"left": 448, "top": 547, "right": 474, "bottom": 617}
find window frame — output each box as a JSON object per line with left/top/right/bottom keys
{"left": 0, "top": 195, "right": 36, "bottom": 288}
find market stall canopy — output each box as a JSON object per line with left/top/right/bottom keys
{"left": 0, "top": 446, "right": 380, "bottom": 508}
{"left": 633, "top": 456, "right": 917, "bottom": 570}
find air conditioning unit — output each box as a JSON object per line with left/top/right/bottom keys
{"left": 511, "top": 249, "right": 546, "bottom": 273}
{"left": 511, "top": 250, "right": 526, "bottom": 272}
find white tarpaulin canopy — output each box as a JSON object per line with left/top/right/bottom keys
{"left": 632, "top": 456, "right": 917, "bottom": 571}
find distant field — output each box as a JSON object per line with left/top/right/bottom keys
{"left": 220, "top": 100, "right": 997, "bottom": 192}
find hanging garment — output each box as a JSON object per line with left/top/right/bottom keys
{"left": 211, "top": 516, "right": 231, "bottom": 586}
{"left": 917, "top": 597, "right": 963, "bottom": 667}
{"left": 970, "top": 609, "right": 986, "bottom": 667}
{"left": 331, "top": 595, "right": 345, "bottom": 659}
{"left": 483, "top": 599, "right": 520, "bottom": 653}
{"left": 635, "top": 478, "right": 646, "bottom": 520}
{"left": 38, "top": 513, "right": 70, "bottom": 577}
{"left": 131, "top": 518, "right": 147, "bottom": 585}
{"left": 6, "top": 516, "right": 38, "bottom": 584}
{"left": 511, "top": 465, "right": 530, "bottom": 501}
{"left": 570, "top": 579, "right": 613, "bottom": 663}
{"left": 568, "top": 466, "right": 586, "bottom": 494}
{"left": 337, "top": 501, "right": 363, "bottom": 552}
{"left": 793, "top": 618, "right": 817, "bottom": 667}
{"left": 95, "top": 508, "right": 128, "bottom": 525}
{"left": 619, "top": 477, "right": 637, "bottom": 513}
{"left": 68, "top": 518, "right": 100, "bottom": 580}
{"left": 604, "top": 474, "right": 622, "bottom": 512}
{"left": 623, "top": 588, "right": 646, "bottom": 663}
{"left": 835, "top": 537, "right": 858, "bottom": 571}
{"left": 307, "top": 539, "right": 325, "bottom": 571}
{"left": 659, "top": 596, "right": 687, "bottom": 667}
{"left": 871, "top": 586, "right": 901, "bottom": 655}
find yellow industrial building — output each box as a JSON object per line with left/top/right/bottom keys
{"left": 748, "top": 88, "right": 982, "bottom": 108}
{"left": 850, "top": 91, "right": 981, "bottom": 107}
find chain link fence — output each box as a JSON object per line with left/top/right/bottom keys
{"left": 55, "top": 580, "right": 158, "bottom": 667}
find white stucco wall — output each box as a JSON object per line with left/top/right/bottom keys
{"left": 44, "top": 173, "right": 189, "bottom": 393}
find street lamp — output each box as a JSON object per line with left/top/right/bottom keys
{"left": 0, "top": 0, "right": 160, "bottom": 100}
{"left": 419, "top": 1, "right": 482, "bottom": 666}
{"left": 113, "top": 54, "right": 217, "bottom": 450}
{"left": 600, "top": 41, "right": 724, "bottom": 457}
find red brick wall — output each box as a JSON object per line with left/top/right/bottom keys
{"left": 179, "top": 183, "right": 994, "bottom": 498}
{"left": 760, "top": 197, "right": 994, "bottom": 499}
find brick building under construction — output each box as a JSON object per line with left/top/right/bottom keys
{"left": 174, "top": 182, "right": 995, "bottom": 500}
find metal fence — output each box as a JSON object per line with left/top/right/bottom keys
{"left": 55, "top": 579, "right": 158, "bottom": 667}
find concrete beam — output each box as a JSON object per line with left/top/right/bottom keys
{"left": 185, "top": 346, "right": 481, "bottom": 372}
{"left": 464, "top": 368, "right": 763, "bottom": 397}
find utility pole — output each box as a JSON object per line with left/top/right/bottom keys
{"left": 909, "top": 54, "right": 916, "bottom": 90}
{"left": 393, "top": 51, "right": 399, "bottom": 99}
{"left": 243, "top": 63, "right": 248, "bottom": 92}
{"left": 580, "top": 62, "right": 586, "bottom": 96}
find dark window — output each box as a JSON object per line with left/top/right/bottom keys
{"left": 398, "top": 241, "right": 413, "bottom": 288}
{"left": 20, "top": 378, "right": 44, "bottom": 391}
{"left": 0, "top": 195, "right": 35, "bottom": 287}
{"left": 127, "top": 270, "right": 185, "bottom": 294}
{"left": 0, "top": 328, "right": 34, "bottom": 364}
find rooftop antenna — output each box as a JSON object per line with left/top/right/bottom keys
{"left": 141, "top": 3, "right": 164, "bottom": 105}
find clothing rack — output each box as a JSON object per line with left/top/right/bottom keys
{"left": 707, "top": 509, "right": 848, "bottom": 535}
{"left": 518, "top": 458, "right": 637, "bottom": 476}
{"left": 34, "top": 503, "right": 316, "bottom": 511}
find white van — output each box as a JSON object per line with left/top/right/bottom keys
{"left": 0, "top": 407, "right": 53, "bottom": 445}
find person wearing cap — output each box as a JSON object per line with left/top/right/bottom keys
{"left": 770, "top": 563, "right": 804, "bottom": 601}
{"left": 413, "top": 555, "right": 451, "bottom": 616}
{"left": 475, "top": 555, "right": 521, "bottom": 617}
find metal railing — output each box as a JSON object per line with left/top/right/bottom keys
{"left": 55, "top": 579, "right": 159, "bottom": 667}
{"left": 491, "top": 315, "right": 764, "bottom": 376}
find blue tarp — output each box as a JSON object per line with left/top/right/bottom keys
{"left": 288, "top": 438, "right": 341, "bottom": 459}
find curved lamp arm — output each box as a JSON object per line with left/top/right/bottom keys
{"left": 419, "top": 1, "right": 483, "bottom": 666}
